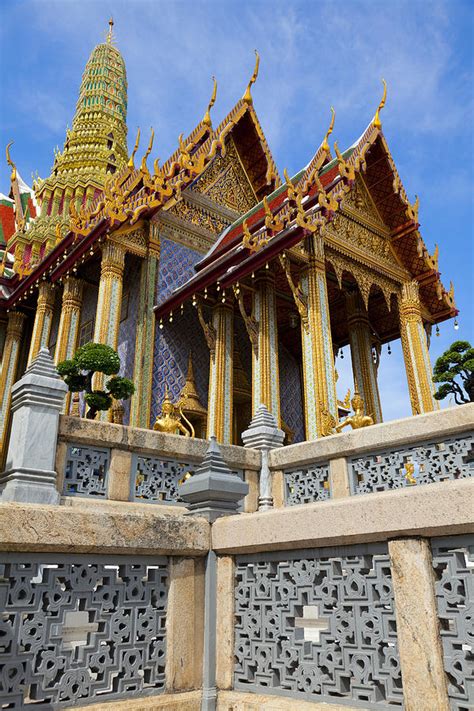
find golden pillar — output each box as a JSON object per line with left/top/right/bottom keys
{"left": 300, "top": 233, "right": 338, "bottom": 439}
{"left": 0, "top": 311, "right": 26, "bottom": 455}
{"left": 207, "top": 303, "right": 234, "bottom": 444}
{"left": 27, "top": 281, "right": 56, "bottom": 366}
{"left": 399, "top": 280, "right": 439, "bottom": 415}
{"left": 252, "top": 275, "right": 280, "bottom": 423}
{"left": 346, "top": 291, "right": 383, "bottom": 423}
{"left": 93, "top": 240, "right": 126, "bottom": 347}
{"left": 55, "top": 277, "right": 84, "bottom": 365}
{"left": 130, "top": 253, "right": 159, "bottom": 428}
{"left": 93, "top": 241, "right": 126, "bottom": 419}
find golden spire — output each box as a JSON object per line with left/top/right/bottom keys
{"left": 243, "top": 50, "right": 260, "bottom": 104}
{"left": 321, "top": 107, "right": 335, "bottom": 153}
{"left": 202, "top": 76, "right": 217, "bottom": 128}
{"left": 140, "top": 128, "right": 155, "bottom": 172}
{"left": 373, "top": 79, "right": 387, "bottom": 130}
{"left": 106, "top": 17, "right": 114, "bottom": 44}
{"left": 128, "top": 127, "right": 141, "bottom": 168}
{"left": 6, "top": 141, "right": 16, "bottom": 182}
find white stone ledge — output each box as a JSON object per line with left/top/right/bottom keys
{"left": 211, "top": 478, "right": 474, "bottom": 554}
{"left": 0, "top": 501, "right": 210, "bottom": 556}
{"left": 217, "top": 690, "right": 364, "bottom": 710}
{"left": 58, "top": 416, "right": 261, "bottom": 472}
{"left": 268, "top": 403, "right": 474, "bottom": 470}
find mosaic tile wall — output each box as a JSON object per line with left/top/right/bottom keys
{"left": 151, "top": 238, "right": 208, "bottom": 425}
{"left": 47, "top": 289, "right": 62, "bottom": 359}
{"left": 279, "top": 343, "right": 305, "bottom": 443}
{"left": 118, "top": 256, "right": 141, "bottom": 425}
{"left": 234, "top": 314, "right": 252, "bottom": 384}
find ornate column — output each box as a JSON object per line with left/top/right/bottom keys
{"left": 207, "top": 303, "right": 234, "bottom": 444}
{"left": 0, "top": 311, "right": 26, "bottom": 456}
{"left": 299, "top": 233, "right": 338, "bottom": 439}
{"left": 55, "top": 277, "right": 84, "bottom": 365}
{"left": 346, "top": 290, "right": 383, "bottom": 422}
{"left": 93, "top": 240, "right": 126, "bottom": 347}
{"left": 130, "top": 252, "right": 159, "bottom": 428}
{"left": 252, "top": 276, "right": 281, "bottom": 424}
{"left": 399, "top": 280, "right": 439, "bottom": 414}
{"left": 27, "top": 281, "right": 56, "bottom": 366}
{"left": 92, "top": 241, "right": 126, "bottom": 418}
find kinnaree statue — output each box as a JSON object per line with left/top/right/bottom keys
{"left": 153, "top": 386, "right": 195, "bottom": 436}
{"left": 335, "top": 388, "right": 374, "bottom": 432}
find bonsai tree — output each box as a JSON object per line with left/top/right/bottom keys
{"left": 433, "top": 340, "right": 474, "bottom": 405}
{"left": 57, "top": 342, "right": 135, "bottom": 419}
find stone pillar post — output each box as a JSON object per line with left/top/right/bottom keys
{"left": 399, "top": 280, "right": 439, "bottom": 414}
{"left": 0, "top": 311, "right": 26, "bottom": 456}
{"left": 180, "top": 438, "right": 247, "bottom": 711}
{"left": 27, "top": 281, "right": 56, "bottom": 366}
{"left": 207, "top": 303, "right": 234, "bottom": 444}
{"left": 180, "top": 436, "right": 248, "bottom": 522}
{"left": 0, "top": 348, "right": 67, "bottom": 504}
{"left": 300, "top": 232, "right": 338, "bottom": 439}
{"left": 242, "top": 404, "right": 285, "bottom": 510}
{"left": 388, "top": 538, "right": 449, "bottom": 710}
{"left": 130, "top": 248, "right": 159, "bottom": 428}
{"left": 252, "top": 275, "right": 281, "bottom": 424}
{"left": 346, "top": 290, "right": 383, "bottom": 422}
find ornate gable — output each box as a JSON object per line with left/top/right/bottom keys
{"left": 342, "top": 175, "right": 386, "bottom": 231}
{"left": 194, "top": 137, "right": 257, "bottom": 215}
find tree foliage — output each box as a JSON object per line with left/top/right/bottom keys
{"left": 433, "top": 340, "right": 474, "bottom": 405}
{"left": 57, "top": 342, "right": 135, "bottom": 419}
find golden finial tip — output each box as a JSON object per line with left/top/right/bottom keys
{"left": 203, "top": 76, "right": 218, "bottom": 128}
{"left": 106, "top": 17, "right": 115, "bottom": 44}
{"left": 373, "top": 78, "right": 387, "bottom": 129}
{"left": 243, "top": 49, "right": 260, "bottom": 104}
{"left": 322, "top": 106, "right": 336, "bottom": 153}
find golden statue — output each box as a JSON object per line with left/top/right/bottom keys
{"left": 335, "top": 388, "right": 374, "bottom": 432}
{"left": 403, "top": 461, "right": 417, "bottom": 486}
{"left": 153, "top": 386, "right": 195, "bottom": 436}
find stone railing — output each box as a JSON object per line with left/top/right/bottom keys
{"left": 56, "top": 416, "right": 260, "bottom": 509}
{"left": 268, "top": 404, "right": 474, "bottom": 507}
{"left": 0, "top": 351, "right": 472, "bottom": 711}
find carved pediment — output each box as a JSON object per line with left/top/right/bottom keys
{"left": 342, "top": 175, "right": 387, "bottom": 231}
{"left": 194, "top": 137, "right": 257, "bottom": 214}
{"left": 328, "top": 212, "right": 400, "bottom": 268}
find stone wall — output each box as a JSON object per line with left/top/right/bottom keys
{"left": 0, "top": 392, "right": 472, "bottom": 710}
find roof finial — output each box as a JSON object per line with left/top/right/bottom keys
{"left": 6, "top": 141, "right": 16, "bottom": 181}
{"left": 373, "top": 79, "right": 387, "bottom": 130}
{"left": 128, "top": 127, "right": 141, "bottom": 168}
{"left": 321, "top": 107, "right": 335, "bottom": 153}
{"left": 140, "top": 128, "right": 155, "bottom": 172}
{"left": 243, "top": 50, "right": 260, "bottom": 105}
{"left": 107, "top": 17, "right": 114, "bottom": 44}
{"left": 202, "top": 76, "right": 217, "bottom": 128}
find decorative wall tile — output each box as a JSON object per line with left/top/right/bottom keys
{"left": 431, "top": 535, "right": 474, "bottom": 711}
{"left": 285, "top": 463, "right": 331, "bottom": 505}
{"left": 234, "top": 544, "right": 403, "bottom": 708}
{"left": 117, "top": 256, "right": 141, "bottom": 425}
{"left": 0, "top": 553, "right": 168, "bottom": 708}
{"left": 279, "top": 344, "right": 305, "bottom": 443}
{"left": 63, "top": 444, "right": 110, "bottom": 498}
{"left": 349, "top": 434, "right": 474, "bottom": 495}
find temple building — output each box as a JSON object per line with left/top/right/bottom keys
{"left": 0, "top": 23, "right": 458, "bottom": 459}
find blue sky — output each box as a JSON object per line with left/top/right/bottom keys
{"left": 1, "top": 0, "right": 473, "bottom": 420}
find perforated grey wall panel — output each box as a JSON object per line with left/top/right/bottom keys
{"left": 348, "top": 433, "right": 474, "bottom": 495}
{"left": 0, "top": 553, "right": 168, "bottom": 708}
{"left": 132, "top": 454, "right": 196, "bottom": 504}
{"left": 234, "top": 544, "right": 403, "bottom": 708}
{"left": 431, "top": 535, "right": 474, "bottom": 711}
{"left": 63, "top": 444, "right": 110, "bottom": 497}
{"left": 284, "top": 463, "right": 330, "bottom": 505}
